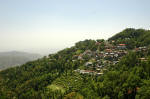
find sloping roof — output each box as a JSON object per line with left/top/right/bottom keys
{"left": 119, "top": 44, "right": 126, "bottom": 46}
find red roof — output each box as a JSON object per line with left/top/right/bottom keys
{"left": 128, "top": 90, "right": 132, "bottom": 94}
{"left": 119, "top": 44, "right": 126, "bottom": 46}
{"left": 106, "top": 49, "right": 112, "bottom": 51}
{"left": 95, "top": 42, "right": 101, "bottom": 45}
{"left": 106, "top": 49, "right": 112, "bottom": 52}
{"left": 135, "top": 48, "right": 139, "bottom": 50}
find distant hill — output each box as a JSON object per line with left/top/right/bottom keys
{"left": 0, "top": 51, "right": 42, "bottom": 70}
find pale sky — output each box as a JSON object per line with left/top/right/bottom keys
{"left": 0, "top": 0, "right": 150, "bottom": 55}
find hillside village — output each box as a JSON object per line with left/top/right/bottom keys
{"left": 1, "top": 28, "right": 150, "bottom": 99}
{"left": 73, "top": 40, "right": 149, "bottom": 75}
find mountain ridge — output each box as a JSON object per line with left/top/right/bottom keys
{"left": 0, "top": 28, "right": 150, "bottom": 99}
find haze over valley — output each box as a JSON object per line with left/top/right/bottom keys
{"left": 0, "top": 0, "right": 150, "bottom": 99}
{"left": 0, "top": 0, "right": 150, "bottom": 55}
{"left": 0, "top": 51, "right": 41, "bottom": 70}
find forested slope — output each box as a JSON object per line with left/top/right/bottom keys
{"left": 109, "top": 28, "right": 150, "bottom": 49}
{"left": 0, "top": 28, "right": 150, "bottom": 99}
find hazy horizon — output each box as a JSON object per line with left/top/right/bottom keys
{"left": 0, "top": 0, "right": 150, "bottom": 55}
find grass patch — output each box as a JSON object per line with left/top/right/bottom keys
{"left": 47, "top": 84, "right": 65, "bottom": 94}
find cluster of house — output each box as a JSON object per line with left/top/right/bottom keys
{"left": 76, "top": 44, "right": 127, "bottom": 61}
{"left": 74, "top": 40, "right": 150, "bottom": 75}
{"left": 134, "top": 46, "right": 148, "bottom": 52}
{"left": 74, "top": 69, "right": 104, "bottom": 76}
{"left": 139, "top": 58, "right": 148, "bottom": 62}
{"left": 134, "top": 46, "right": 149, "bottom": 62}
{"left": 74, "top": 42, "right": 129, "bottom": 75}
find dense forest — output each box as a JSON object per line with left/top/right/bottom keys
{"left": 0, "top": 28, "right": 150, "bottom": 99}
